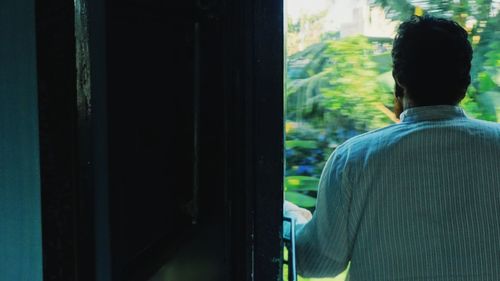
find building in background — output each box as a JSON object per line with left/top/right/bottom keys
{"left": 286, "top": 0, "right": 398, "bottom": 54}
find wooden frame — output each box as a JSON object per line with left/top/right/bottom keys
{"left": 36, "top": 0, "right": 95, "bottom": 280}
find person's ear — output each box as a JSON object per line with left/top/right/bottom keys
{"left": 392, "top": 71, "right": 405, "bottom": 98}
{"left": 394, "top": 81, "right": 405, "bottom": 99}
{"left": 394, "top": 83, "right": 405, "bottom": 100}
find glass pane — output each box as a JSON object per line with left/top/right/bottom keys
{"left": 284, "top": 0, "right": 499, "bottom": 280}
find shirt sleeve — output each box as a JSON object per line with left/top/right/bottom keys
{"left": 295, "top": 147, "right": 352, "bottom": 278}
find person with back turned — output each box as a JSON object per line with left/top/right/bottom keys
{"left": 284, "top": 15, "right": 500, "bottom": 281}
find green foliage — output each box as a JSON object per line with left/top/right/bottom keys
{"left": 319, "top": 36, "right": 394, "bottom": 132}
{"left": 284, "top": 176, "right": 320, "bottom": 207}
{"left": 287, "top": 36, "right": 395, "bottom": 135}
{"left": 468, "top": 14, "right": 500, "bottom": 122}
{"left": 372, "top": 0, "right": 495, "bottom": 28}
{"left": 286, "top": 140, "right": 317, "bottom": 149}
{"left": 285, "top": 191, "right": 317, "bottom": 208}
{"left": 370, "top": 0, "right": 415, "bottom": 20}
{"left": 285, "top": 176, "right": 320, "bottom": 191}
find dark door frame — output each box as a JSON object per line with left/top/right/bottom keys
{"left": 237, "top": 0, "right": 285, "bottom": 280}
{"left": 36, "top": 0, "right": 95, "bottom": 280}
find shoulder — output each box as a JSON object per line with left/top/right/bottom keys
{"left": 325, "top": 123, "right": 404, "bottom": 174}
{"left": 465, "top": 117, "right": 500, "bottom": 130}
{"left": 455, "top": 117, "right": 500, "bottom": 140}
{"left": 334, "top": 123, "right": 403, "bottom": 155}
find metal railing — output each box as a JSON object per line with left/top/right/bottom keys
{"left": 283, "top": 217, "right": 297, "bottom": 281}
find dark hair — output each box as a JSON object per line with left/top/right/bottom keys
{"left": 392, "top": 15, "right": 473, "bottom": 105}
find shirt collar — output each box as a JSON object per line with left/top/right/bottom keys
{"left": 399, "top": 105, "right": 467, "bottom": 123}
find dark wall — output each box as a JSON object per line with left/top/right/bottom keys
{"left": 0, "top": 0, "right": 43, "bottom": 280}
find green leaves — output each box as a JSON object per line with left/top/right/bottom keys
{"left": 285, "top": 140, "right": 317, "bottom": 149}
{"left": 284, "top": 176, "right": 319, "bottom": 208}
{"left": 287, "top": 36, "right": 396, "bottom": 136}
{"left": 285, "top": 176, "right": 319, "bottom": 191}
{"left": 285, "top": 191, "right": 317, "bottom": 208}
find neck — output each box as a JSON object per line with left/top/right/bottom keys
{"left": 394, "top": 96, "right": 415, "bottom": 118}
{"left": 402, "top": 96, "right": 415, "bottom": 111}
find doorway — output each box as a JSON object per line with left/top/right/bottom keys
{"left": 283, "top": 0, "right": 499, "bottom": 280}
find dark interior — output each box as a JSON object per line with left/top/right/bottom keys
{"left": 35, "top": 0, "right": 284, "bottom": 280}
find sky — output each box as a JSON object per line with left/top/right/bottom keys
{"left": 285, "top": 0, "right": 366, "bottom": 27}
{"left": 286, "top": 0, "right": 330, "bottom": 20}
{"left": 285, "top": 0, "right": 399, "bottom": 39}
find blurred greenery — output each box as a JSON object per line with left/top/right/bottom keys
{"left": 285, "top": 36, "right": 397, "bottom": 212}
{"left": 285, "top": 2, "right": 499, "bottom": 279}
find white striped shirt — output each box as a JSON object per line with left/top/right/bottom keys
{"left": 294, "top": 105, "right": 500, "bottom": 280}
